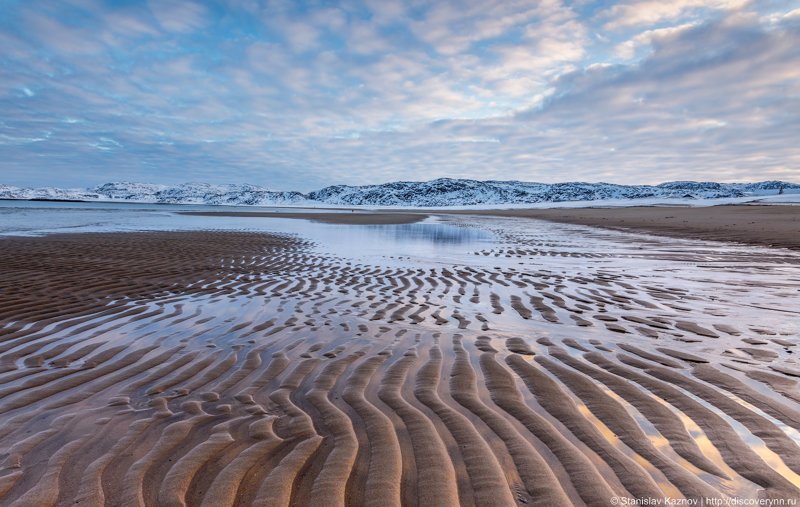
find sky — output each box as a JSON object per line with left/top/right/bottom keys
{"left": 1, "top": 0, "right": 799, "bottom": 191}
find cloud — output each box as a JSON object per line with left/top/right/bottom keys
{"left": 149, "top": 0, "right": 208, "bottom": 33}
{"left": 0, "top": 1, "right": 797, "bottom": 190}
{"left": 614, "top": 22, "right": 698, "bottom": 59}
{"left": 600, "top": 0, "right": 749, "bottom": 30}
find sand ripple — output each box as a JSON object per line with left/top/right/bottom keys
{"left": 0, "top": 228, "right": 798, "bottom": 505}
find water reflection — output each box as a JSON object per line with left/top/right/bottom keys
{"left": 362, "top": 222, "right": 489, "bottom": 245}
{"left": 247, "top": 218, "right": 494, "bottom": 262}
{"left": 0, "top": 201, "right": 494, "bottom": 262}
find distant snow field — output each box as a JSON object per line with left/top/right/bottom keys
{"left": 1, "top": 178, "right": 799, "bottom": 208}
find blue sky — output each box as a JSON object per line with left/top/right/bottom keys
{"left": 1, "top": 0, "right": 798, "bottom": 191}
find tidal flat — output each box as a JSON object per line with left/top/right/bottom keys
{"left": 0, "top": 201, "right": 798, "bottom": 506}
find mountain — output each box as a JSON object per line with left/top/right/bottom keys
{"left": 0, "top": 184, "right": 103, "bottom": 201}
{"left": 307, "top": 179, "right": 800, "bottom": 206}
{"left": 90, "top": 182, "right": 308, "bottom": 205}
{"left": 1, "top": 179, "right": 799, "bottom": 207}
{"left": 0, "top": 182, "right": 307, "bottom": 206}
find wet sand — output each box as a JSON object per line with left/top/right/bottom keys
{"left": 457, "top": 205, "right": 800, "bottom": 250}
{"left": 0, "top": 220, "right": 799, "bottom": 506}
{"left": 182, "top": 204, "right": 800, "bottom": 249}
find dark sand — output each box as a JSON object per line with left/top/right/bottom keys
{"left": 455, "top": 205, "right": 800, "bottom": 250}
{"left": 0, "top": 225, "right": 798, "bottom": 505}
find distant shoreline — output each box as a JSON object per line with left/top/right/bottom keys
{"left": 178, "top": 210, "right": 428, "bottom": 225}
{"left": 447, "top": 205, "right": 800, "bottom": 251}
{"left": 180, "top": 203, "right": 800, "bottom": 251}
{"left": 4, "top": 198, "right": 799, "bottom": 250}
{"left": 0, "top": 197, "right": 90, "bottom": 203}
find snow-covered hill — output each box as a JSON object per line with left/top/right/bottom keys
{"left": 0, "top": 184, "right": 103, "bottom": 201}
{"left": 0, "top": 182, "right": 307, "bottom": 206}
{"left": 92, "top": 182, "right": 308, "bottom": 205}
{"left": 307, "top": 179, "right": 800, "bottom": 206}
{"left": 2, "top": 179, "right": 799, "bottom": 207}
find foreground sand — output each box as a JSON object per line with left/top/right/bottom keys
{"left": 0, "top": 220, "right": 798, "bottom": 506}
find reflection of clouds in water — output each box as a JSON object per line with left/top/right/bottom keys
{"left": 284, "top": 220, "right": 495, "bottom": 262}
{"left": 0, "top": 201, "right": 495, "bottom": 264}
{"left": 362, "top": 223, "right": 491, "bottom": 245}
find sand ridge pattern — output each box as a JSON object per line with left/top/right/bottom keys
{"left": 0, "top": 223, "right": 799, "bottom": 506}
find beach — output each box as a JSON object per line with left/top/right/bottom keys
{"left": 453, "top": 204, "right": 800, "bottom": 250}
{"left": 180, "top": 203, "right": 800, "bottom": 249}
{"left": 0, "top": 204, "right": 798, "bottom": 506}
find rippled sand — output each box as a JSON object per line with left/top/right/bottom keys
{"left": 0, "top": 216, "right": 798, "bottom": 506}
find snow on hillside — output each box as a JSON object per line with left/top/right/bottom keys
{"left": 91, "top": 182, "right": 168, "bottom": 200}
{"left": 89, "top": 182, "right": 308, "bottom": 205}
{"left": 308, "top": 178, "right": 800, "bottom": 206}
{"left": 1, "top": 179, "right": 799, "bottom": 207}
{"left": 0, "top": 184, "right": 102, "bottom": 201}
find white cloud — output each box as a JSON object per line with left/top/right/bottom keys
{"left": 614, "top": 22, "right": 698, "bottom": 59}
{"left": 601, "top": 0, "right": 750, "bottom": 30}
{"left": 22, "top": 10, "right": 106, "bottom": 54}
{"left": 1, "top": 0, "right": 798, "bottom": 189}
{"left": 149, "top": 0, "right": 208, "bottom": 33}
